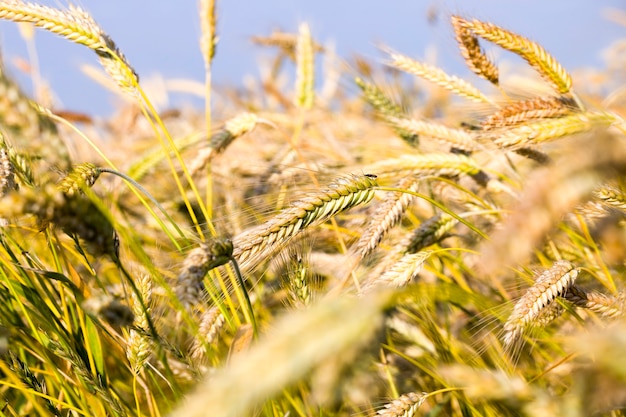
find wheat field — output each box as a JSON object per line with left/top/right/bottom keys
{"left": 0, "top": 2, "right": 624, "bottom": 416}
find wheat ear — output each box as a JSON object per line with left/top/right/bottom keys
{"left": 127, "top": 275, "right": 153, "bottom": 373}
{"left": 502, "top": 260, "right": 578, "bottom": 347}
{"left": 360, "top": 250, "right": 432, "bottom": 294}
{"left": 487, "top": 111, "right": 617, "bottom": 150}
{"left": 295, "top": 22, "right": 314, "bottom": 109}
{"left": 233, "top": 174, "right": 378, "bottom": 271}
{"left": 404, "top": 212, "right": 458, "bottom": 254}
{"left": 189, "top": 112, "right": 259, "bottom": 176}
{"left": 386, "top": 116, "right": 478, "bottom": 153}
{"left": 362, "top": 152, "right": 481, "bottom": 181}
{"left": 58, "top": 162, "right": 101, "bottom": 196}
{"left": 481, "top": 96, "right": 575, "bottom": 131}
{"left": 387, "top": 50, "right": 491, "bottom": 103}
{"left": 457, "top": 17, "right": 572, "bottom": 94}
{"left": 0, "top": 1, "right": 138, "bottom": 93}
{"left": 564, "top": 285, "right": 623, "bottom": 319}
{"left": 593, "top": 184, "right": 626, "bottom": 212}
{"left": 376, "top": 392, "right": 426, "bottom": 417}
{"left": 451, "top": 15, "right": 499, "bottom": 85}
{"left": 190, "top": 307, "right": 226, "bottom": 361}
{"left": 356, "top": 177, "right": 420, "bottom": 259}
{"left": 176, "top": 238, "right": 233, "bottom": 308}
{"left": 355, "top": 77, "right": 418, "bottom": 145}
{"left": 0, "top": 147, "right": 16, "bottom": 196}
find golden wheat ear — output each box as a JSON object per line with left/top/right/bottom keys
{"left": 502, "top": 260, "right": 578, "bottom": 348}
{"left": 0, "top": 1, "right": 138, "bottom": 94}
{"left": 454, "top": 16, "right": 572, "bottom": 95}
{"left": 451, "top": 15, "right": 499, "bottom": 85}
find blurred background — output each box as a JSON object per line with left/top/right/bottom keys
{"left": 0, "top": 0, "right": 623, "bottom": 116}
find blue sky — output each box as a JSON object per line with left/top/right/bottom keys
{"left": 0, "top": 1, "right": 623, "bottom": 115}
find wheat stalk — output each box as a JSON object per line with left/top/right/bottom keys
{"left": 233, "top": 174, "right": 378, "bottom": 271}
{"left": 388, "top": 50, "right": 491, "bottom": 103}
{"left": 451, "top": 15, "right": 499, "bottom": 85}
{"left": 502, "top": 260, "right": 578, "bottom": 347}
{"left": 457, "top": 17, "right": 572, "bottom": 94}
{"left": 482, "top": 96, "right": 575, "bottom": 131}
{"left": 356, "top": 177, "right": 420, "bottom": 259}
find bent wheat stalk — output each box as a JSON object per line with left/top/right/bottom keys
{"left": 233, "top": 174, "right": 378, "bottom": 271}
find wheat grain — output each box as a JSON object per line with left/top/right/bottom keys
{"left": 388, "top": 50, "right": 491, "bottom": 103}
{"left": 502, "top": 260, "right": 577, "bottom": 347}
{"left": 458, "top": 17, "right": 572, "bottom": 94}
{"left": 233, "top": 174, "right": 378, "bottom": 271}
{"left": 356, "top": 177, "right": 420, "bottom": 259}
{"left": 451, "top": 15, "right": 499, "bottom": 85}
